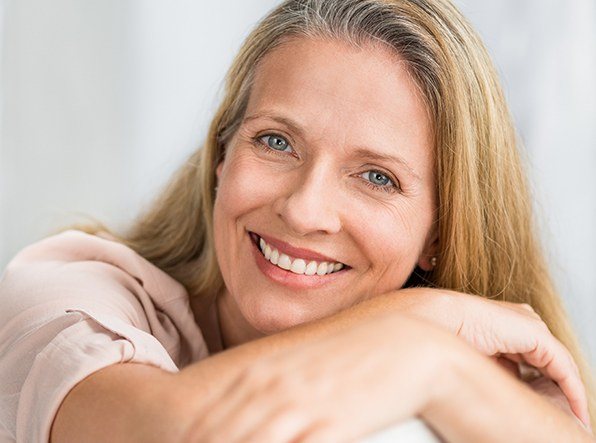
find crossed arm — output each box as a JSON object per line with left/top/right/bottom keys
{"left": 51, "top": 288, "right": 594, "bottom": 442}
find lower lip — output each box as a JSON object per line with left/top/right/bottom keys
{"left": 249, "top": 233, "right": 348, "bottom": 290}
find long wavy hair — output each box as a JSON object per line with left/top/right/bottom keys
{"left": 69, "top": 0, "right": 595, "bottom": 425}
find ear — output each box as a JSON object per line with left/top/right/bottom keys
{"left": 216, "top": 160, "right": 224, "bottom": 181}
{"left": 417, "top": 224, "right": 439, "bottom": 272}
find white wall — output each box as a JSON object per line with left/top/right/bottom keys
{"left": 0, "top": 0, "right": 280, "bottom": 255}
{"left": 1, "top": 0, "right": 137, "bottom": 246}
{"left": 1, "top": 0, "right": 595, "bottom": 362}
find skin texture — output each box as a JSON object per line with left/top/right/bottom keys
{"left": 213, "top": 37, "right": 438, "bottom": 345}
{"left": 50, "top": 37, "right": 593, "bottom": 441}
{"left": 209, "top": 36, "right": 590, "bottom": 430}
{"left": 179, "top": 309, "right": 591, "bottom": 443}
{"left": 50, "top": 291, "right": 594, "bottom": 442}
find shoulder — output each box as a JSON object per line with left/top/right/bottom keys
{"left": 0, "top": 230, "right": 209, "bottom": 362}
{"left": 2, "top": 229, "right": 188, "bottom": 306}
{"left": 0, "top": 230, "right": 209, "bottom": 441}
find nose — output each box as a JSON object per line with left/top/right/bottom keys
{"left": 273, "top": 164, "right": 342, "bottom": 237}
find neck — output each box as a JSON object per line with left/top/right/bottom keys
{"left": 216, "top": 287, "right": 266, "bottom": 349}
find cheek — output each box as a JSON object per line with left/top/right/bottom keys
{"left": 217, "top": 151, "right": 281, "bottom": 216}
{"left": 350, "top": 202, "right": 431, "bottom": 290}
{"left": 213, "top": 150, "right": 281, "bottom": 275}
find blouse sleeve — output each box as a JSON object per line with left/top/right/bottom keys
{"left": 0, "top": 230, "right": 209, "bottom": 443}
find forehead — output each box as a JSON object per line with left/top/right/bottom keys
{"left": 245, "top": 36, "right": 433, "bottom": 178}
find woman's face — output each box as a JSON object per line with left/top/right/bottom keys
{"left": 213, "top": 37, "right": 436, "bottom": 337}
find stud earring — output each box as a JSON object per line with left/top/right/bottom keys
{"left": 430, "top": 256, "right": 437, "bottom": 267}
{"left": 214, "top": 186, "right": 219, "bottom": 193}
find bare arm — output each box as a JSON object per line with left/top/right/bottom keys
{"left": 51, "top": 290, "right": 593, "bottom": 442}
{"left": 51, "top": 290, "right": 406, "bottom": 442}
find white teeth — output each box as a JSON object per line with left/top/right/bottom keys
{"left": 278, "top": 254, "right": 292, "bottom": 270}
{"left": 270, "top": 249, "right": 279, "bottom": 265}
{"left": 305, "top": 261, "right": 318, "bottom": 276}
{"left": 290, "top": 259, "right": 306, "bottom": 274}
{"left": 255, "top": 235, "right": 345, "bottom": 276}
{"left": 316, "top": 262, "right": 328, "bottom": 275}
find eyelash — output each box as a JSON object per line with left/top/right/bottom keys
{"left": 253, "top": 133, "right": 297, "bottom": 158}
{"left": 360, "top": 172, "right": 400, "bottom": 194}
{"left": 252, "top": 133, "right": 401, "bottom": 194}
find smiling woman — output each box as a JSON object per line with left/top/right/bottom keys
{"left": 0, "top": 0, "right": 595, "bottom": 442}
{"left": 213, "top": 37, "right": 436, "bottom": 336}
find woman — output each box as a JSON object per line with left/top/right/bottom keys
{"left": 0, "top": 0, "right": 594, "bottom": 441}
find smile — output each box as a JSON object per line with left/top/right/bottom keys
{"left": 260, "top": 237, "right": 344, "bottom": 276}
{"left": 249, "top": 232, "right": 347, "bottom": 279}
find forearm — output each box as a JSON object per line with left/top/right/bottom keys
{"left": 52, "top": 296, "right": 412, "bottom": 443}
{"left": 174, "top": 289, "right": 432, "bottom": 404}
{"left": 423, "top": 343, "right": 594, "bottom": 442}
{"left": 53, "top": 291, "right": 587, "bottom": 443}
{"left": 51, "top": 363, "right": 183, "bottom": 443}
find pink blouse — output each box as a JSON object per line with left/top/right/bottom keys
{"left": 0, "top": 230, "right": 210, "bottom": 442}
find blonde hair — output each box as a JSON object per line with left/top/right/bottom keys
{"left": 70, "top": 0, "right": 595, "bottom": 425}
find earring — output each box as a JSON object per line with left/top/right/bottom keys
{"left": 430, "top": 256, "right": 437, "bottom": 267}
{"left": 214, "top": 186, "right": 219, "bottom": 193}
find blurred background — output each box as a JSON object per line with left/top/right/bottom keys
{"left": 0, "top": 0, "right": 595, "bottom": 365}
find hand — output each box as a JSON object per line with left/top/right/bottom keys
{"left": 529, "top": 376, "right": 576, "bottom": 418}
{"left": 180, "top": 313, "right": 457, "bottom": 443}
{"left": 392, "top": 287, "right": 590, "bottom": 430}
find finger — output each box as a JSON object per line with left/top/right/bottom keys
{"left": 521, "top": 336, "right": 590, "bottom": 428}
{"left": 528, "top": 377, "right": 574, "bottom": 416}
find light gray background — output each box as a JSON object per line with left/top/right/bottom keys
{"left": 1, "top": 0, "right": 595, "bottom": 366}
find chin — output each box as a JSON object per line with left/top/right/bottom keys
{"left": 242, "top": 298, "right": 317, "bottom": 335}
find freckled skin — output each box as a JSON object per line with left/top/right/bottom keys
{"left": 213, "top": 37, "right": 438, "bottom": 344}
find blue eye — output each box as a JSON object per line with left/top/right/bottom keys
{"left": 360, "top": 170, "right": 399, "bottom": 194}
{"left": 261, "top": 134, "right": 292, "bottom": 152}
{"left": 364, "top": 171, "right": 390, "bottom": 186}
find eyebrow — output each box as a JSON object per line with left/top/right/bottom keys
{"left": 243, "top": 111, "right": 422, "bottom": 182}
{"left": 243, "top": 112, "right": 306, "bottom": 138}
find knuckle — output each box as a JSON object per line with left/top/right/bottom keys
{"left": 518, "top": 303, "right": 542, "bottom": 319}
{"left": 535, "top": 319, "right": 550, "bottom": 333}
{"left": 533, "top": 345, "right": 554, "bottom": 368}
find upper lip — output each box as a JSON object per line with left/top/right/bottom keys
{"left": 251, "top": 231, "right": 345, "bottom": 265}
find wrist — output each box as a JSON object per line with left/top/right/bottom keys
{"left": 389, "top": 287, "right": 462, "bottom": 333}
{"left": 420, "top": 333, "right": 475, "bottom": 421}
